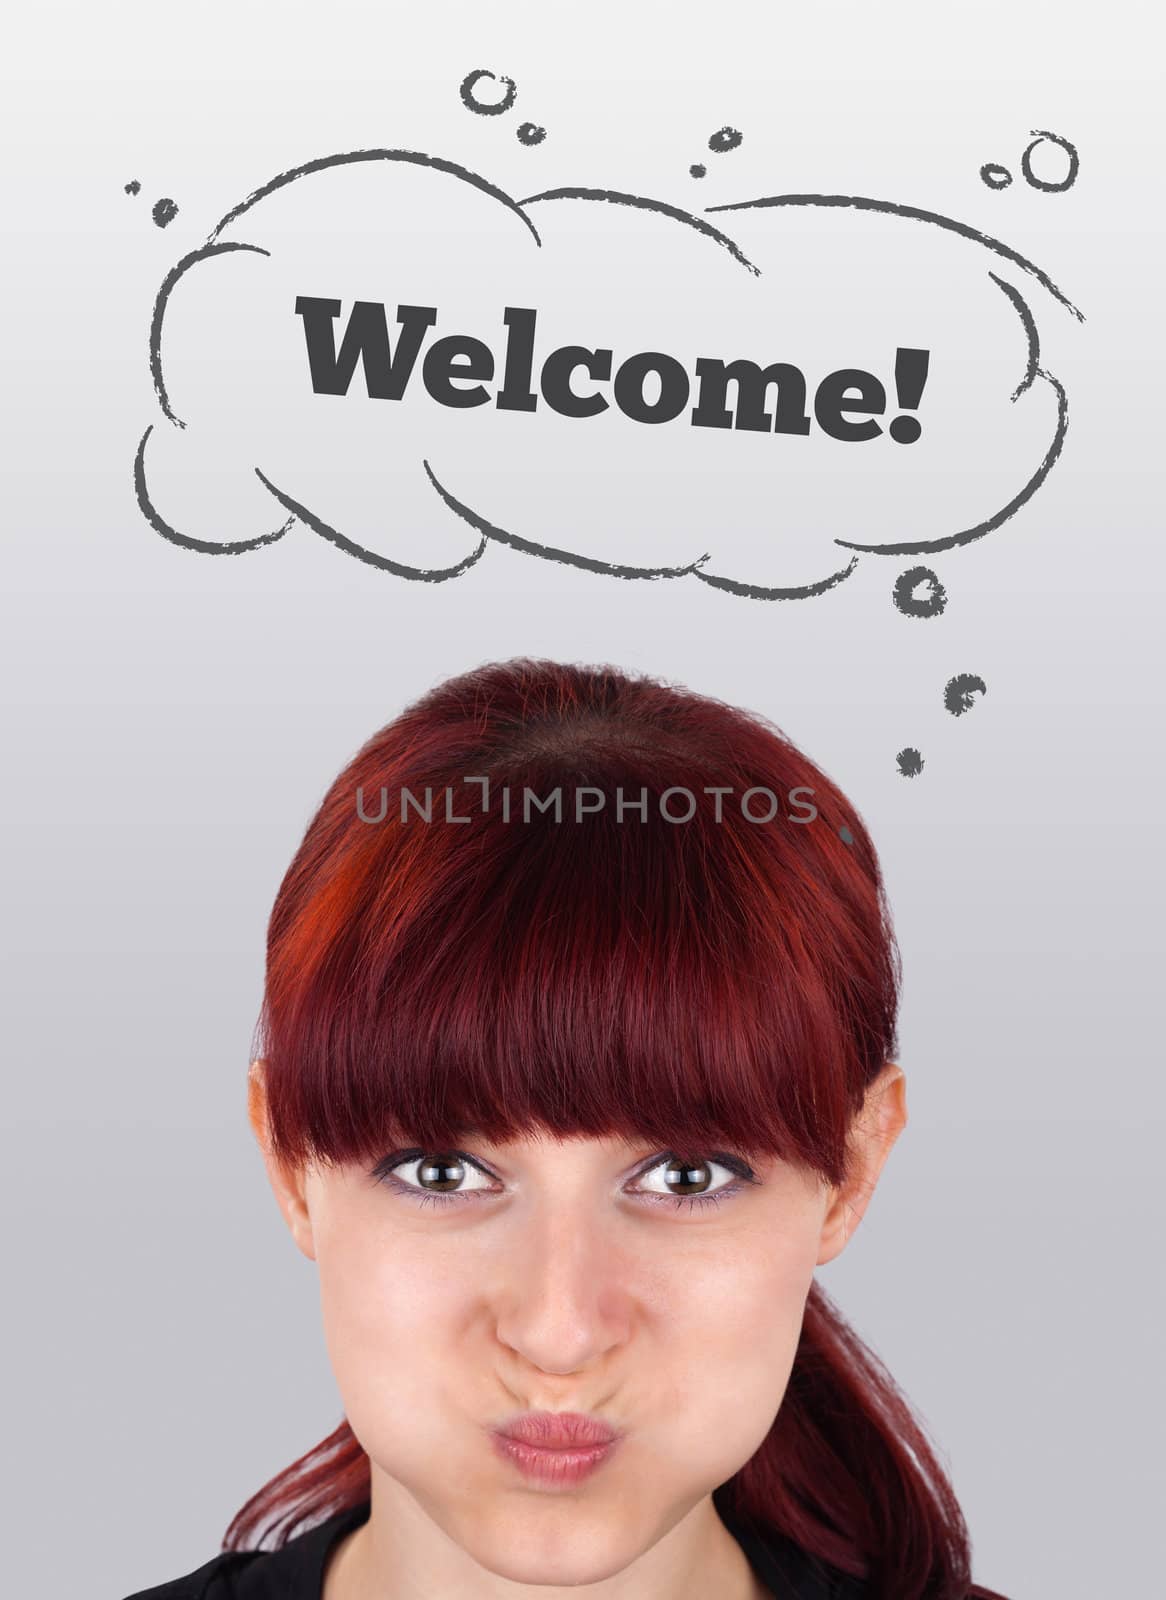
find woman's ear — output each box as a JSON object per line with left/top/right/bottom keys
{"left": 248, "top": 1059, "right": 317, "bottom": 1262}
{"left": 816, "top": 1062, "right": 907, "bottom": 1266}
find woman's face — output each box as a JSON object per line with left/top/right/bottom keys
{"left": 254, "top": 1066, "right": 904, "bottom": 1589}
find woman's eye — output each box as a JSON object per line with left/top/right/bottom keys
{"left": 379, "top": 1151, "right": 495, "bottom": 1199}
{"left": 631, "top": 1154, "right": 750, "bottom": 1206}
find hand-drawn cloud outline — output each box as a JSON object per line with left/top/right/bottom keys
{"left": 134, "top": 148, "right": 1084, "bottom": 600}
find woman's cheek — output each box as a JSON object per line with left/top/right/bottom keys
{"left": 313, "top": 1203, "right": 413, "bottom": 1368}
{"left": 704, "top": 1217, "right": 822, "bottom": 1396}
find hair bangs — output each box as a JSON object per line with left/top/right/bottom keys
{"left": 258, "top": 736, "right": 881, "bottom": 1187}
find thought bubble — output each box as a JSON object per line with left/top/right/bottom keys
{"left": 980, "top": 128, "right": 1079, "bottom": 193}
{"left": 124, "top": 180, "right": 179, "bottom": 227}
{"left": 135, "top": 148, "right": 1083, "bottom": 599}
{"left": 893, "top": 566, "right": 948, "bottom": 618}
{"left": 459, "top": 70, "right": 517, "bottom": 116}
{"left": 943, "top": 672, "right": 988, "bottom": 715}
{"left": 708, "top": 126, "right": 743, "bottom": 154}
{"left": 692, "top": 125, "right": 743, "bottom": 176}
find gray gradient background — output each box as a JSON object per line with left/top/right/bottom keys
{"left": 3, "top": 4, "right": 1163, "bottom": 1597}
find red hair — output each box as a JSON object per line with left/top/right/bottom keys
{"left": 225, "top": 657, "right": 1005, "bottom": 1600}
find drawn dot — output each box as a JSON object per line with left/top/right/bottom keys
{"left": 152, "top": 197, "right": 178, "bottom": 228}
{"left": 459, "top": 68, "right": 518, "bottom": 116}
{"left": 896, "top": 748, "right": 925, "bottom": 778}
{"left": 690, "top": 163, "right": 707, "bottom": 179}
{"left": 888, "top": 415, "right": 922, "bottom": 445}
{"left": 124, "top": 179, "right": 141, "bottom": 195}
{"left": 839, "top": 825, "right": 855, "bottom": 846}
{"left": 943, "top": 673, "right": 987, "bottom": 716}
{"left": 517, "top": 122, "right": 546, "bottom": 146}
{"left": 708, "top": 125, "right": 743, "bottom": 154}
{"left": 980, "top": 162, "right": 1012, "bottom": 189}
{"left": 893, "top": 566, "right": 948, "bottom": 619}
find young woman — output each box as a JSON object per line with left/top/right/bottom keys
{"left": 126, "top": 657, "right": 1007, "bottom": 1600}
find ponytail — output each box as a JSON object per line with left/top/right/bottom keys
{"left": 223, "top": 1419, "right": 368, "bottom": 1554}
{"left": 718, "top": 1283, "right": 1005, "bottom": 1598}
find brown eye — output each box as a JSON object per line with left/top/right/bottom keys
{"left": 373, "top": 1149, "right": 498, "bottom": 1204}
{"left": 417, "top": 1155, "right": 467, "bottom": 1191}
{"left": 632, "top": 1152, "right": 756, "bottom": 1206}
{"left": 662, "top": 1158, "right": 714, "bottom": 1195}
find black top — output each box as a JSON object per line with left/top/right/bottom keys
{"left": 122, "top": 1499, "right": 865, "bottom": 1599}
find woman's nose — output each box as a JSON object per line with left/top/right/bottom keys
{"left": 492, "top": 1201, "right": 635, "bottom": 1377}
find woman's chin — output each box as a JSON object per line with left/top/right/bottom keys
{"left": 435, "top": 1495, "right": 663, "bottom": 1587}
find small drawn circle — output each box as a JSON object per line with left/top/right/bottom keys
{"left": 124, "top": 179, "right": 141, "bottom": 195}
{"left": 892, "top": 566, "right": 947, "bottom": 619}
{"left": 152, "top": 198, "right": 178, "bottom": 228}
{"left": 943, "top": 673, "right": 987, "bottom": 716}
{"left": 888, "top": 415, "right": 922, "bottom": 445}
{"left": 896, "top": 748, "right": 925, "bottom": 778}
{"left": 839, "top": 825, "right": 855, "bottom": 846}
{"left": 459, "top": 68, "right": 518, "bottom": 116}
{"left": 689, "top": 163, "right": 707, "bottom": 179}
{"left": 708, "top": 126, "right": 743, "bottom": 154}
{"left": 1020, "top": 128, "right": 1079, "bottom": 193}
{"left": 980, "top": 162, "right": 1012, "bottom": 189}
{"left": 516, "top": 122, "right": 546, "bottom": 146}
